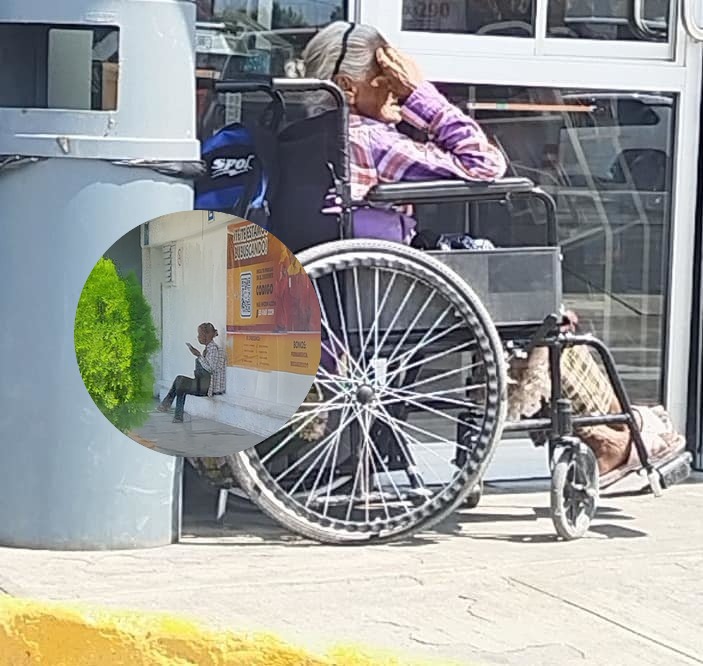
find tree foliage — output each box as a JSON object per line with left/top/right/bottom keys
{"left": 74, "top": 258, "right": 160, "bottom": 433}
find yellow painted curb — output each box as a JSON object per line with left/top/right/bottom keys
{"left": 0, "top": 597, "right": 460, "bottom": 666}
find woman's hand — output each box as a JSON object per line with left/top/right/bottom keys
{"left": 186, "top": 343, "right": 201, "bottom": 357}
{"left": 375, "top": 46, "right": 423, "bottom": 101}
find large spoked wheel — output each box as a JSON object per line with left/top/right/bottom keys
{"left": 231, "top": 239, "right": 507, "bottom": 544}
{"left": 550, "top": 441, "right": 599, "bottom": 540}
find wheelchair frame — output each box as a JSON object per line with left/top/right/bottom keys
{"left": 201, "top": 76, "right": 693, "bottom": 544}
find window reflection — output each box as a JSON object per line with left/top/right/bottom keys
{"left": 415, "top": 84, "right": 675, "bottom": 402}
{"left": 195, "top": 1, "right": 346, "bottom": 134}
{"left": 401, "top": 0, "right": 535, "bottom": 36}
{"left": 196, "top": 0, "right": 346, "bottom": 78}
{"left": 547, "top": 0, "right": 669, "bottom": 41}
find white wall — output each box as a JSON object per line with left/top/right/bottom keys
{"left": 142, "top": 211, "right": 314, "bottom": 437}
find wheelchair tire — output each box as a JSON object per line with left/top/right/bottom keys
{"left": 230, "top": 238, "right": 507, "bottom": 544}
{"left": 464, "top": 481, "right": 483, "bottom": 509}
{"left": 550, "top": 443, "right": 599, "bottom": 540}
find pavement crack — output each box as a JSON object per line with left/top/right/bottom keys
{"left": 457, "top": 595, "right": 492, "bottom": 623}
{"left": 502, "top": 642, "right": 587, "bottom": 659}
{"left": 507, "top": 576, "right": 703, "bottom": 664}
{"left": 374, "top": 619, "right": 419, "bottom": 632}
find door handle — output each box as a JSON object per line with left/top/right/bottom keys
{"left": 682, "top": 0, "right": 703, "bottom": 40}
{"left": 631, "top": 0, "right": 668, "bottom": 40}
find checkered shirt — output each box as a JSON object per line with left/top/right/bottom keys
{"left": 197, "top": 340, "right": 226, "bottom": 398}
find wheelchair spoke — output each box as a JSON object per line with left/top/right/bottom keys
{"left": 315, "top": 279, "right": 365, "bottom": 380}
{"left": 373, "top": 404, "right": 446, "bottom": 486}
{"left": 259, "top": 399, "right": 344, "bottom": 466}
{"left": 382, "top": 290, "right": 438, "bottom": 366}
{"left": 321, "top": 419, "right": 344, "bottom": 516}
{"left": 385, "top": 310, "right": 458, "bottom": 369}
{"left": 376, "top": 390, "right": 483, "bottom": 434}
{"left": 373, "top": 402, "right": 470, "bottom": 471}
{"left": 296, "top": 404, "right": 351, "bottom": 502}
{"left": 380, "top": 384, "right": 486, "bottom": 411}
{"left": 363, "top": 428, "right": 413, "bottom": 519}
{"left": 351, "top": 266, "right": 367, "bottom": 373}
{"left": 384, "top": 339, "right": 480, "bottom": 384}
{"left": 373, "top": 267, "right": 380, "bottom": 368}
{"left": 274, "top": 407, "right": 358, "bottom": 484}
{"left": 287, "top": 398, "right": 348, "bottom": 422}
{"left": 359, "top": 267, "right": 396, "bottom": 367}
{"left": 373, "top": 277, "right": 421, "bottom": 360}
{"left": 373, "top": 404, "right": 466, "bottom": 454}
{"left": 329, "top": 271, "right": 355, "bottom": 374}
{"left": 400, "top": 363, "right": 488, "bottom": 394}
{"left": 367, "top": 413, "right": 419, "bottom": 517}
{"left": 319, "top": 315, "right": 364, "bottom": 381}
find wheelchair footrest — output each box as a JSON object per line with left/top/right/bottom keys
{"left": 658, "top": 451, "right": 693, "bottom": 490}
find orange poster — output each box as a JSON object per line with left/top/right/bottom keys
{"left": 226, "top": 221, "right": 321, "bottom": 375}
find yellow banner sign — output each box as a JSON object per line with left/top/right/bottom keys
{"left": 226, "top": 221, "right": 321, "bottom": 374}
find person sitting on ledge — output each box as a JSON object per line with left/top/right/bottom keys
{"left": 157, "top": 322, "right": 226, "bottom": 423}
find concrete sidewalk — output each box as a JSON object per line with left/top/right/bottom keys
{"left": 0, "top": 472, "right": 701, "bottom": 665}
{"left": 131, "top": 404, "right": 264, "bottom": 457}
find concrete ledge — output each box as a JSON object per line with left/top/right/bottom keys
{"left": 157, "top": 383, "right": 290, "bottom": 438}
{"left": 0, "top": 597, "right": 448, "bottom": 666}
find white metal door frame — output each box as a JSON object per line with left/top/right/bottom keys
{"left": 361, "top": 0, "right": 681, "bottom": 62}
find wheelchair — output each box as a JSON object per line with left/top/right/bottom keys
{"left": 194, "top": 76, "right": 693, "bottom": 545}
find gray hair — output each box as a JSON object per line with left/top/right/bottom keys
{"left": 302, "top": 21, "right": 387, "bottom": 81}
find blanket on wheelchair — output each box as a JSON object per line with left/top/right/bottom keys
{"left": 507, "top": 344, "right": 686, "bottom": 479}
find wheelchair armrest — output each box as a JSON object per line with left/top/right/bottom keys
{"left": 366, "top": 177, "right": 536, "bottom": 205}
{"left": 365, "top": 177, "right": 558, "bottom": 246}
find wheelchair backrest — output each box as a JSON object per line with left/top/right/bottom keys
{"left": 269, "top": 109, "right": 345, "bottom": 254}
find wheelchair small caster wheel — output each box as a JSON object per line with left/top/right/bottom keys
{"left": 465, "top": 481, "right": 483, "bottom": 509}
{"left": 550, "top": 442, "right": 598, "bottom": 540}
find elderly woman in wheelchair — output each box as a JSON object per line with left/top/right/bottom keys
{"left": 196, "top": 22, "right": 690, "bottom": 545}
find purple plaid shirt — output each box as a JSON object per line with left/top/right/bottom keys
{"left": 335, "top": 81, "right": 507, "bottom": 244}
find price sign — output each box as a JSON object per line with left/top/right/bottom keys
{"left": 402, "top": 0, "right": 466, "bottom": 32}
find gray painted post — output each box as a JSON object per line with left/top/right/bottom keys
{"left": 0, "top": 0, "right": 199, "bottom": 549}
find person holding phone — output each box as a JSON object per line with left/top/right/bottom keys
{"left": 157, "top": 322, "right": 226, "bottom": 423}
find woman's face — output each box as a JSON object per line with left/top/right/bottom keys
{"left": 340, "top": 65, "right": 402, "bottom": 124}
{"left": 357, "top": 74, "right": 402, "bottom": 123}
{"left": 197, "top": 327, "right": 208, "bottom": 344}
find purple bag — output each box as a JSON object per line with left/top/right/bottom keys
{"left": 351, "top": 208, "right": 417, "bottom": 244}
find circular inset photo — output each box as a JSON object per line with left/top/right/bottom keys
{"left": 74, "top": 210, "right": 321, "bottom": 457}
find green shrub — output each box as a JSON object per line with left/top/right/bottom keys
{"left": 75, "top": 258, "right": 160, "bottom": 433}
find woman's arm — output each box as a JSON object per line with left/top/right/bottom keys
{"left": 404, "top": 81, "right": 507, "bottom": 180}
{"left": 371, "top": 47, "right": 506, "bottom": 183}
{"left": 365, "top": 83, "right": 507, "bottom": 185}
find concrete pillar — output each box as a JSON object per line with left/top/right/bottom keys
{"left": 0, "top": 0, "right": 199, "bottom": 549}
